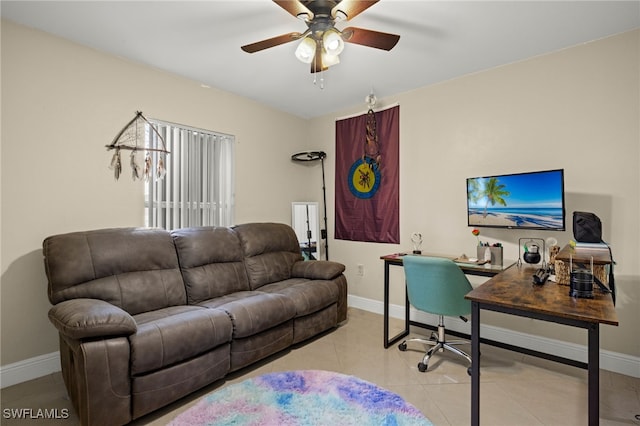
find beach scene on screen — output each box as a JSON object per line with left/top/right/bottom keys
{"left": 467, "top": 170, "right": 564, "bottom": 229}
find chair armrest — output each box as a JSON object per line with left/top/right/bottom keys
{"left": 48, "top": 298, "right": 137, "bottom": 340}
{"left": 291, "top": 260, "right": 346, "bottom": 280}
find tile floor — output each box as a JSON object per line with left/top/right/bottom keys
{"left": 2, "top": 308, "right": 639, "bottom": 425}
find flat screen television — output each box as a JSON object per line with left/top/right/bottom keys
{"left": 467, "top": 169, "right": 565, "bottom": 230}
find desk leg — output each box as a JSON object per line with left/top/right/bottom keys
{"left": 471, "top": 301, "right": 480, "bottom": 426}
{"left": 588, "top": 323, "right": 599, "bottom": 426}
{"left": 383, "top": 260, "right": 410, "bottom": 348}
{"left": 384, "top": 260, "right": 391, "bottom": 348}
{"left": 404, "top": 284, "right": 410, "bottom": 335}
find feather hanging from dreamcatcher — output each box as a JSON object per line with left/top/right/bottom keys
{"left": 143, "top": 152, "right": 152, "bottom": 182}
{"left": 106, "top": 111, "right": 169, "bottom": 181}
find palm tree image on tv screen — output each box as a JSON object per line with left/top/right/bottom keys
{"left": 466, "top": 169, "right": 565, "bottom": 230}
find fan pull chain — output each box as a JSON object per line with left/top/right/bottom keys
{"left": 313, "top": 70, "right": 325, "bottom": 90}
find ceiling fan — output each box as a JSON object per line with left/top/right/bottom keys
{"left": 241, "top": 0, "right": 400, "bottom": 73}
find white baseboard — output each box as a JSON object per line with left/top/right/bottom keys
{"left": 1, "top": 351, "right": 61, "bottom": 389}
{"left": 2, "top": 296, "right": 637, "bottom": 388}
{"left": 348, "top": 294, "right": 640, "bottom": 378}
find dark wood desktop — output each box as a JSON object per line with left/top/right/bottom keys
{"left": 465, "top": 256, "right": 618, "bottom": 426}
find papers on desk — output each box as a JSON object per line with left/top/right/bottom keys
{"left": 454, "top": 257, "right": 490, "bottom": 265}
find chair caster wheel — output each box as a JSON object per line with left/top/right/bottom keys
{"left": 398, "top": 342, "right": 407, "bottom": 351}
{"left": 418, "top": 362, "right": 428, "bottom": 372}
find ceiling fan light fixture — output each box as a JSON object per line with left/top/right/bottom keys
{"left": 243, "top": 0, "right": 400, "bottom": 77}
{"left": 321, "top": 51, "right": 340, "bottom": 67}
{"left": 295, "top": 36, "right": 316, "bottom": 63}
{"left": 323, "top": 29, "right": 344, "bottom": 56}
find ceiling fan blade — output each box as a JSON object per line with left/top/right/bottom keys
{"left": 332, "top": 0, "right": 379, "bottom": 20}
{"left": 342, "top": 27, "right": 400, "bottom": 51}
{"left": 241, "top": 32, "right": 303, "bottom": 53}
{"left": 273, "top": 0, "right": 314, "bottom": 20}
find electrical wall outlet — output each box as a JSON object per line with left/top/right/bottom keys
{"left": 357, "top": 264, "right": 364, "bottom": 277}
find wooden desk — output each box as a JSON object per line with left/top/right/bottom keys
{"left": 465, "top": 264, "right": 618, "bottom": 426}
{"left": 380, "top": 253, "right": 513, "bottom": 349}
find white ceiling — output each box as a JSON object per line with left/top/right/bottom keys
{"left": 2, "top": 1, "right": 639, "bottom": 119}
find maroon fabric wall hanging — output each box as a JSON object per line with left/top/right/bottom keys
{"left": 335, "top": 105, "right": 399, "bottom": 243}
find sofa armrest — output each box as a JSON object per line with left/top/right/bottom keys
{"left": 291, "top": 260, "right": 346, "bottom": 280}
{"left": 48, "top": 298, "right": 137, "bottom": 340}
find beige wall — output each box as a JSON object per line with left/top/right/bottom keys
{"left": 308, "top": 30, "right": 640, "bottom": 357}
{"left": 0, "top": 20, "right": 315, "bottom": 365}
{"left": 1, "top": 20, "right": 638, "bottom": 374}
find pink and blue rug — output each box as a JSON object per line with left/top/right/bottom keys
{"left": 169, "top": 370, "right": 432, "bottom": 425}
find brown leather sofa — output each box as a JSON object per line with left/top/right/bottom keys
{"left": 43, "top": 222, "right": 347, "bottom": 426}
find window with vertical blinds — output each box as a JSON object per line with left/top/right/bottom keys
{"left": 145, "top": 120, "right": 234, "bottom": 230}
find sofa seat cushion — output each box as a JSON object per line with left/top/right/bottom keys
{"left": 130, "top": 306, "right": 232, "bottom": 375}
{"left": 259, "top": 278, "right": 339, "bottom": 317}
{"left": 199, "top": 291, "right": 295, "bottom": 339}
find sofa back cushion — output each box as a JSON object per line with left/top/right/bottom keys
{"left": 171, "top": 227, "right": 250, "bottom": 304}
{"left": 43, "top": 228, "right": 186, "bottom": 315}
{"left": 233, "top": 223, "right": 303, "bottom": 290}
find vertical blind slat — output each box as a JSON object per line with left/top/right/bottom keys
{"left": 145, "top": 121, "right": 234, "bottom": 230}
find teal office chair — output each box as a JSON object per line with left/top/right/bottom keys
{"left": 398, "top": 255, "right": 474, "bottom": 372}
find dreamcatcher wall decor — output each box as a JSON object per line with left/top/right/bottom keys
{"left": 105, "top": 111, "right": 170, "bottom": 181}
{"left": 347, "top": 92, "right": 382, "bottom": 199}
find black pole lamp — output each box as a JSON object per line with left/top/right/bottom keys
{"left": 291, "top": 151, "right": 328, "bottom": 260}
